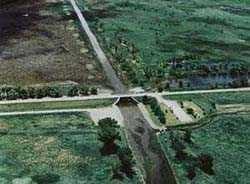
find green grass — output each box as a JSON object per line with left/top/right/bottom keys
{"left": 0, "top": 99, "right": 114, "bottom": 112}
{"left": 0, "top": 113, "right": 141, "bottom": 183}
{"left": 166, "top": 91, "right": 250, "bottom": 114}
{"left": 77, "top": 0, "right": 250, "bottom": 89}
{"left": 158, "top": 113, "right": 250, "bottom": 184}
{"left": 160, "top": 91, "right": 250, "bottom": 183}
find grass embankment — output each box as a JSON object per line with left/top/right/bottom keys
{"left": 0, "top": 99, "right": 115, "bottom": 112}
{"left": 0, "top": 113, "right": 141, "bottom": 183}
{"left": 159, "top": 91, "right": 250, "bottom": 183}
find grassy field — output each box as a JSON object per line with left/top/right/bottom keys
{"left": 159, "top": 91, "right": 250, "bottom": 183}
{"left": 166, "top": 91, "right": 250, "bottom": 114}
{"left": 0, "top": 112, "right": 141, "bottom": 183}
{"left": 158, "top": 113, "right": 250, "bottom": 184}
{"left": 78, "top": 0, "right": 250, "bottom": 89}
{"left": 0, "top": 1, "right": 107, "bottom": 87}
{"left": 0, "top": 99, "right": 115, "bottom": 112}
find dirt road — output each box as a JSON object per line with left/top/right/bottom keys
{"left": 69, "top": 0, "right": 126, "bottom": 94}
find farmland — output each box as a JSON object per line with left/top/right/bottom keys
{"left": 159, "top": 91, "right": 250, "bottom": 183}
{"left": 0, "top": 112, "right": 141, "bottom": 183}
{"left": 0, "top": 1, "right": 108, "bottom": 88}
{"left": 79, "top": 0, "right": 250, "bottom": 90}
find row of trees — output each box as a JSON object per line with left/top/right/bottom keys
{"left": 97, "top": 118, "right": 135, "bottom": 179}
{"left": 142, "top": 96, "right": 166, "bottom": 124}
{"left": 0, "top": 85, "right": 98, "bottom": 100}
{"left": 170, "top": 130, "right": 214, "bottom": 180}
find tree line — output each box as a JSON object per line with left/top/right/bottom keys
{"left": 0, "top": 85, "right": 98, "bottom": 100}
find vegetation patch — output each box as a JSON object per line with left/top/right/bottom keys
{"left": 158, "top": 113, "right": 250, "bottom": 184}
{"left": 0, "top": 1, "right": 107, "bottom": 88}
{"left": 160, "top": 91, "right": 250, "bottom": 183}
{"left": 0, "top": 113, "right": 141, "bottom": 183}
{"left": 78, "top": 0, "right": 250, "bottom": 90}
{"left": 0, "top": 84, "right": 98, "bottom": 101}
{"left": 0, "top": 99, "right": 114, "bottom": 112}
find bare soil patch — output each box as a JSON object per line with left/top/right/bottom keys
{"left": 0, "top": 0, "right": 108, "bottom": 87}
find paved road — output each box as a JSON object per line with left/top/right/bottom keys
{"left": 155, "top": 95, "right": 193, "bottom": 123}
{"left": 69, "top": 0, "right": 126, "bottom": 94}
{"left": 0, "top": 87, "right": 249, "bottom": 105}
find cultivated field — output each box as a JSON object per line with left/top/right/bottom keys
{"left": 80, "top": 0, "right": 250, "bottom": 90}
{"left": 0, "top": 1, "right": 107, "bottom": 87}
{"left": 159, "top": 91, "right": 250, "bottom": 183}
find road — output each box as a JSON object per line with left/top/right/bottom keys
{"left": 0, "top": 87, "right": 249, "bottom": 105}
{"left": 69, "top": 0, "right": 126, "bottom": 94}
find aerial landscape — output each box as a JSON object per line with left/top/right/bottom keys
{"left": 0, "top": 0, "right": 249, "bottom": 184}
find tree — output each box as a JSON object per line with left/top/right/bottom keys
{"left": 48, "top": 86, "right": 63, "bottom": 98}
{"left": 35, "top": 88, "right": 48, "bottom": 99}
{"left": 118, "top": 146, "right": 135, "bottom": 178}
{"left": 187, "top": 166, "right": 196, "bottom": 180}
{"left": 184, "top": 129, "right": 192, "bottom": 143}
{"left": 6, "top": 88, "right": 18, "bottom": 100}
{"left": 16, "top": 87, "right": 28, "bottom": 99}
{"left": 90, "top": 87, "right": 98, "bottom": 95}
{"left": 187, "top": 108, "right": 194, "bottom": 116}
{"left": 98, "top": 118, "right": 121, "bottom": 155}
{"left": 27, "top": 87, "right": 36, "bottom": 98}
{"left": 67, "top": 85, "right": 79, "bottom": 97}
{"left": 79, "top": 85, "right": 89, "bottom": 96}
{"left": 171, "top": 136, "right": 187, "bottom": 161}
{"left": 198, "top": 154, "right": 214, "bottom": 175}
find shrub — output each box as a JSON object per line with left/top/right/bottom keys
{"left": 48, "top": 86, "right": 63, "bottom": 98}
{"left": 79, "top": 85, "right": 89, "bottom": 96}
{"left": 144, "top": 97, "right": 166, "bottom": 124}
{"left": 98, "top": 118, "right": 120, "bottom": 155}
{"left": 67, "top": 85, "right": 79, "bottom": 97}
{"left": 90, "top": 87, "right": 98, "bottom": 95}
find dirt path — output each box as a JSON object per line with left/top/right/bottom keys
{"left": 119, "top": 105, "right": 176, "bottom": 184}
{"left": 69, "top": 0, "right": 126, "bottom": 94}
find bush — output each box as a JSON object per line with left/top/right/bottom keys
{"left": 90, "top": 87, "right": 98, "bottom": 95}
{"left": 186, "top": 108, "right": 194, "bottom": 116}
{"left": 98, "top": 118, "right": 120, "bottom": 155}
{"left": 48, "top": 86, "right": 63, "bottom": 98}
{"left": 67, "top": 85, "right": 79, "bottom": 97}
{"left": 0, "top": 84, "right": 94, "bottom": 101}
{"left": 79, "top": 85, "right": 89, "bottom": 96}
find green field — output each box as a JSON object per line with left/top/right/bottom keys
{"left": 0, "top": 99, "right": 114, "bottom": 112}
{"left": 159, "top": 91, "right": 250, "bottom": 183}
{"left": 77, "top": 0, "right": 250, "bottom": 89}
{"left": 0, "top": 113, "right": 141, "bottom": 183}
{"left": 166, "top": 91, "right": 250, "bottom": 114}
{"left": 158, "top": 113, "right": 250, "bottom": 184}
